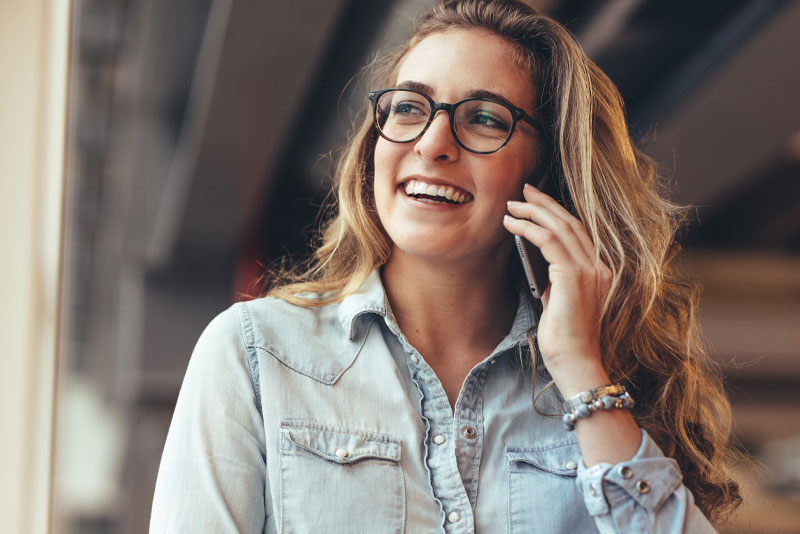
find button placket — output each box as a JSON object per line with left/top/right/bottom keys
{"left": 409, "top": 348, "right": 473, "bottom": 534}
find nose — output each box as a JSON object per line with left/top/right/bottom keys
{"left": 414, "top": 110, "right": 459, "bottom": 162}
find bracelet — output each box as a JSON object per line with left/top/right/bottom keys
{"left": 561, "top": 384, "right": 634, "bottom": 431}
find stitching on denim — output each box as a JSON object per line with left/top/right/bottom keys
{"left": 237, "top": 302, "right": 263, "bottom": 416}
{"left": 279, "top": 419, "right": 401, "bottom": 444}
{"left": 279, "top": 433, "right": 286, "bottom": 534}
{"left": 281, "top": 448, "right": 401, "bottom": 465}
{"left": 247, "top": 316, "right": 376, "bottom": 385}
{"left": 506, "top": 438, "right": 580, "bottom": 454}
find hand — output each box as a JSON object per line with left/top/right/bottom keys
{"left": 503, "top": 184, "right": 613, "bottom": 396}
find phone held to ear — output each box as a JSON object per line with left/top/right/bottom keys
{"left": 515, "top": 234, "right": 548, "bottom": 299}
{"left": 515, "top": 173, "right": 557, "bottom": 299}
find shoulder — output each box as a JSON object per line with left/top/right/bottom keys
{"left": 237, "top": 295, "right": 345, "bottom": 349}
{"left": 238, "top": 296, "right": 371, "bottom": 385}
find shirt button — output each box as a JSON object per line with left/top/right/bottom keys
{"left": 565, "top": 460, "right": 578, "bottom": 470}
{"left": 462, "top": 426, "right": 477, "bottom": 439}
{"left": 636, "top": 480, "right": 651, "bottom": 494}
{"left": 489, "top": 359, "right": 496, "bottom": 365}
{"left": 433, "top": 434, "right": 446, "bottom": 445}
{"left": 619, "top": 466, "right": 633, "bottom": 479}
{"left": 410, "top": 354, "right": 419, "bottom": 364}
{"left": 334, "top": 448, "right": 348, "bottom": 459}
{"left": 589, "top": 482, "right": 598, "bottom": 497}
{"left": 447, "top": 511, "right": 461, "bottom": 523}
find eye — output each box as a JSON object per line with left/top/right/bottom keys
{"left": 391, "top": 99, "right": 427, "bottom": 116}
{"left": 468, "top": 110, "right": 508, "bottom": 130}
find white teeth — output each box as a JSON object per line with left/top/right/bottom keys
{"left": 403, "top": 178, "right": 470, "bottom": 204}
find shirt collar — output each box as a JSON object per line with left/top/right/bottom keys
{"left": 337, "top": 270, "right": 389, "bottom": 340}
{"left": 337, "top": 270, "right": 539, "bottom": 346}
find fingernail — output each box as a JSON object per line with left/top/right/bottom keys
{"left": 503, "top": 215, "right": 512, "bottom": 222}
{"left": 507, "top": 200, "right": 521, "bottom": 206}
{"left": 523, "top": 183, "right": 535, "bottom": 190}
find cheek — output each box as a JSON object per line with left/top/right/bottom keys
{"left": 373, "top": 138, "right": 398, "bottom": 179}
{"left": 373, "top": 140, "right": 399, "bottom": 214}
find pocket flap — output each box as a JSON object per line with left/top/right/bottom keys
{"left": 507, "top": 441, "right": 581, "bottom": 478}
{"left": 281, "top": 421, "right": 401, "bottom": 464}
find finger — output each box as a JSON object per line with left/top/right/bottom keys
{"left": 522, "top": 185, "right": 595, "bottom": 258}
{"left": 506, "top": 201, "right": 592, "bottom": 267}
{"left": 503, "top": 214, "right": 576, "bottom": 268}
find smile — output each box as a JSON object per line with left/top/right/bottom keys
{"left": 401, "top": 178, "right": 473, "bottom": 205}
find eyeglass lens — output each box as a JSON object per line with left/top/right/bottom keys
{"left": 375, "top": 90, "right": 514, "bottom": 153}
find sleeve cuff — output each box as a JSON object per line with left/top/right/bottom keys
{"left": 575, "top": 429, "right": 683, "bottom": 516}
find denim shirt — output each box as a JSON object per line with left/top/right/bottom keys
{"left": 151, "top": 271, "right": 718, "bottom": 533}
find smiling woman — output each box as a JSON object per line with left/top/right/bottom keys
{"left": 151, "top": 1, "right": 742, "bottom": 532}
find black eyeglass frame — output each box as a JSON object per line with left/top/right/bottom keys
{"left": 368, "top": 87, "right": 543, "bottom": 155}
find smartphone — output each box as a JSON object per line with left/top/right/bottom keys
{"left": 515, "top": 234, "right": 548, "bottom": 299}
{"left": 515, "top": 173, "right": 556, "bottom": 299}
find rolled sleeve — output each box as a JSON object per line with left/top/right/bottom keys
{"left": 576, "top": 429, "right": 718, "bottom": 533}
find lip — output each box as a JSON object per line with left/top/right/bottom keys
{"left": 398, "top": 176, "right": 474, "bottom": 205}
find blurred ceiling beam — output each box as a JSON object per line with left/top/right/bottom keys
{"left": 146, "top": 0, "right": 349, "bottom": 272}
{"left": 578, "top": 0, "right": 644, "bottom": 56}
{"left": 645, "top": 0, "right": 800, "bottom": 207}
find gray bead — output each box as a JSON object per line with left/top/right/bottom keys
{"left": 576, "top": 404, "right": 591, "bottom": 418}
{"left": 562, "top": 413, "right": 576, "bottom": 431}
{"left": 601, "top": 395, "right": 617, "bottom": 410}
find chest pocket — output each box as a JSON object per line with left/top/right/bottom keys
{"left": 279, "top": 421, "right": 405, "bottom": 534}
{"left": 507, "top": 441, "right": 597, "bottom": 534}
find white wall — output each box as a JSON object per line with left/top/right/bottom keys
{"left": 0, "top": 1, "right": 71, "bottom": 532}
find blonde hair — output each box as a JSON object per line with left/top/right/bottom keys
{"left": 266, "top": 0, "right": 742, "bottom": 522}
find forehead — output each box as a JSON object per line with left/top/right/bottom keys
{"left": 395, "top": 28, "right": 534, "bottom": 110}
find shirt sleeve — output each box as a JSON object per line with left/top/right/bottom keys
{"left": 575, "top": 429, "right": 719, "bottom": 534}
{"left": 150, "top": 304, "right": 269, "bottom": 533}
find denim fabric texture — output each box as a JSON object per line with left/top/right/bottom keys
{"left": 151, "top": 271, "right": 717, "bottom": 533}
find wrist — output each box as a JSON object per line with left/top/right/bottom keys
{"left": 548, "top": 360, "right": 610, "bottom": 400}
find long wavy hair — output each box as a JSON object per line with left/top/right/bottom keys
{"left": 266, "top": 0, "right": 741, "bottom": 523}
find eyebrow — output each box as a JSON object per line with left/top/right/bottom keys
{"left": 395, "top": 80, "right": 529, "bottom": 113}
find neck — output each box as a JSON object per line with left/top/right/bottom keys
{"left": 381, "top": 247, "right": 518, "bottom": 362}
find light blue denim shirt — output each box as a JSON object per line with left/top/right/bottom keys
{"left": 151, "top": 270, "right": 718, "bottom": 533}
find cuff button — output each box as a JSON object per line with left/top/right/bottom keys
{"left": 636, "top": 480, "right": 651, "bottom": 494}
{"left": 619, "top": 466, "right": 633, "bottom": 479}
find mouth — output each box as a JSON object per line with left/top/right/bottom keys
{"left": 401, "top": 178, "right": 473, "bottom": 205}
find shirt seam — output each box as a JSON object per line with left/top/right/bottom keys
{"left": 237, "top": 301, "right": 263, "bottom": 416}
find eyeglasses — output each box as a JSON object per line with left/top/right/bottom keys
{"left": 369, "top": 88, "right": 542, "bottom": 154}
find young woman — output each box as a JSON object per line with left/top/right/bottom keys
{"left": 151, "top": 1, "right": 741, "bottom": 532}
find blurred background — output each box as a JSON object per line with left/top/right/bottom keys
{"left": 50, "top": 0, "right": 799, "bottom": 532}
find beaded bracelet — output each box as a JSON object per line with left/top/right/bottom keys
{"left": 561, "top": 384, "right": 634, "bottom": 431}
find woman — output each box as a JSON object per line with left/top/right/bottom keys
{"left": 151, "top": 0, "right": 741, "bottom": 532}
